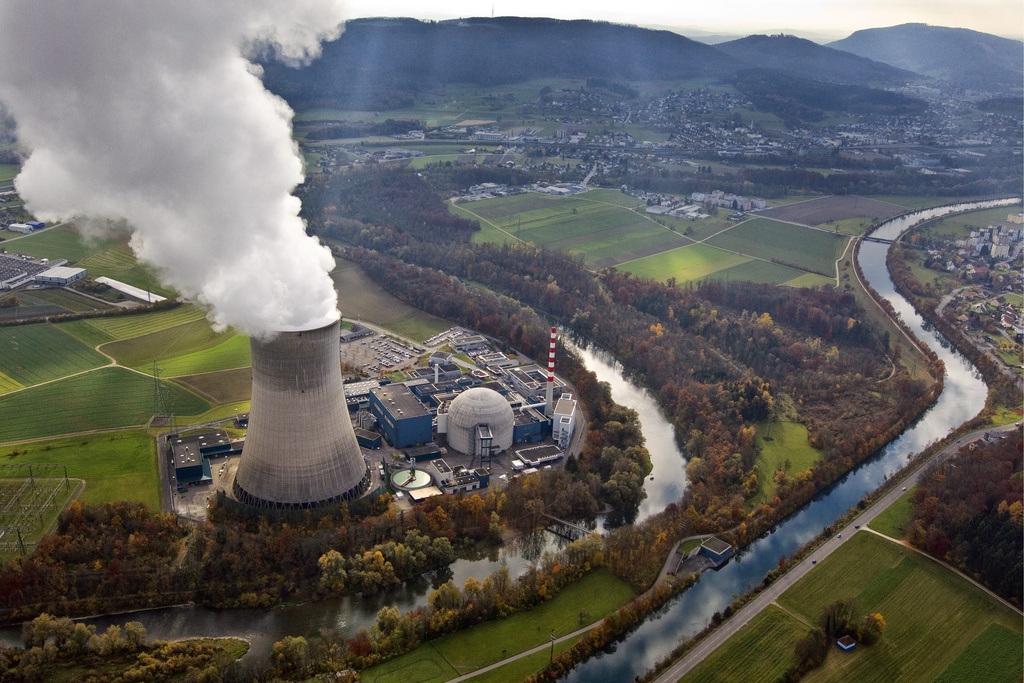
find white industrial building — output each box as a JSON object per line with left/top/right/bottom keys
{"left": 552, "top": 394, "right": 578, "bottom": 449}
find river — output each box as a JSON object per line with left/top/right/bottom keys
{"left": 1, "top": 200, "right": 1015, "bottom": 677}
{"left": 560, "top": 198, "right": 1018, "bottom": 682}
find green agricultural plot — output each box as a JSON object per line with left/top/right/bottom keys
{"left": 361, "top": 569, "right": 634, "bottom": 682}
{"left": 83, "top": 305, "right": 207, "bottom": 340}
{"left": 753, "top": 421, "right": 822, "bottom": 505}
{"left": 22, "top": 288, "right": 114, "bottom": 313}
{"left": 4, "top": 225, "right": 117, "bottom": 263}
{"left": 621, "top": 243, "right": 750, "bottom": 282}
{"left": 933, "top": 624, "right": 1023, "bottom": 683}
{"left": 0, "top": 371, "right": 21, "bottom": 394}
{"left": 779, "top": 533, "right": 1022, "bottom": 683}
{"left": 0, "top": 367, "right": 210, "bottom": 443}
{"left": 867, "top": 489, "right": 914, "bottom": 540}
{"left": 679, "top": 606, "right": 806, "bottom": 683}
{"left": 0, "top": 163, "right": 18, "bottom": 182}
{"left": 150, "top": 333, "right": 252, "bottom": 377}
{"left": 0, "top": 430, "right": 159, "bottom": 509}
{"left": 0, "top": 324, "right": 108, "bottom": 387}
{"left": 102, "top": 317, "right": 233, "bottom": 369}
{"left": 707, "top": 218, "right": 849, "bottom": 277}
{"left": 57, "top": 319, "right": 118, "bottom": 348}
{"left": 79, "top": 242, "right": 175, "bottom": 297}
{"left": 691, "top": 532, "right": 1023, "bottom": 683}
{"left": 174, "top": 369, "right": 252, "bottom": 406}
{"left": 713, "top": 259, "right": 817, "bottom": 286}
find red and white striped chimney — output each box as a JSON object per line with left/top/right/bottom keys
{"left": 545, "top": 326, "right": 556, "bottom": 416}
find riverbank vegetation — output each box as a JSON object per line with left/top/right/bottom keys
{"left": 0, "top": 613, "right": 247, "bottom": 682}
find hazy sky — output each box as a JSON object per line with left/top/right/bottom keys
{"left": 342, "top": 0, "right": 1024, "bottom": 41}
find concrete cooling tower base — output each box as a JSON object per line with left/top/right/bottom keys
{"left": 233, "top": 315, "right": 370, "bottom": 510}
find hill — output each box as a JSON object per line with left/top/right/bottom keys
{"left": 261, "top": 17, "right": 739, "bottom": 109}
{"left": 715, "top": 34, "right": 918, "bottom": 85}
{"left": 829, "top": 23, "right": 1024, "bottom": 91}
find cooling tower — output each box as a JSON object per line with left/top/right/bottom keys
{"left": 233, "top": 315, "right": 369, "bottom": 509}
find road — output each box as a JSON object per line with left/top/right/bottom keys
{"left": 651, "top": 421, "right": 1021, "bottom": 683}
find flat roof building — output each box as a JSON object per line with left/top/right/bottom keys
{"left": 370, "top": 383, "right": 433, "bottom": 448}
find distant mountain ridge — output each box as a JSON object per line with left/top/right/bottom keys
{"left": 260, "top": 17, "right": 1023, "bottom": 112}
{"left": 715, "top": 34, "right": 920, "bottom": 85}
{"left": 829, "top": 23, "right": 1024, "bottom": 91}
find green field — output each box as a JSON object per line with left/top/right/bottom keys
{"left": 22, "top": 289, "right": 115, "bottom": 314}
{"left": 620, "top": 243, "right": 751, "bottom": 282}
{"left": 82, "top": 305, "right": 207, "bottom": 340}
{"left": 868, "top": 488, "right": 914, "bottom": 540}
{"left": 384, "top": 312, "right": 452, "bottom": 345}
{"left": 0, "top": 430, "right": 159, "bottom": 509}
{"left": 361, "top": 568, "right": 635, "bottom": 682}
{"left": 0, "top": 324, "right": 109, "bottom": 389}
{"left": 0, "top": 367, "right": 210, "bottom": 443}
{"left": 3, "top": 225, "right": 118, "bottom": 263}
{"left": 784, "top": 533, "right": 1022, "bottom": 683}
{"left": 150, "top": 333, "right": 252, "bottom": 377}
{"left": 681, "top": 532, "right": 1023, "bottom": 683}
{"left": 752, "top": 421, "right": 822, "bottom": 505}
{"left": 679, "top": 606, "right": 807, "bottom": 683}
{"left": 79, "top": 242, "right": 176, "bottom": 297}
{"left": 101, "top": 318, "right": 238, "bottom": 369}
{"left": 706, "top": 218, "right": 849, "bottom": 277}
{"left": 174, "top": 368, "right": 253, "bottom": 405}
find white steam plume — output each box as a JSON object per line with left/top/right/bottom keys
{"left": 0, "top": 1, "right": 347, "bottom": 335}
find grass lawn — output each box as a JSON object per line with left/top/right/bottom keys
{"left": 868, "top": 489, "right": 914, "bottom": 540}
{"left": 25, "top": 288, "right": 115, "bottom": 313}
{"left": 679, "top": 605, "right": 807, "bottom": 683}
{"left": 0, "top": 430, "right": 159, "bottom": 509}
{"left": 0, "top": 367, "right": 210, "bottom": 443}
{"left": 0, "top": 323, "right": 109, "bottom": 388}
{"left": 361, "top": 569, "right": 635, "bottom": 682}
{"left": 752, "top": 421, "right": 822, "bottom": 506}
{"left": 780, "top": 532, "right": 1023, "bottom": 683}
{"left": 331, "top": 264, "right": 427, "bottom": 327}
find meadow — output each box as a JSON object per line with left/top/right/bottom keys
{"left": 360, "top": 568, "right": 634, "bottom": 683}
{"left": 681, "top": 532, "right": 1023, "bottom": 683}
{"left": 0, "top": 367, "right": 209, "bottom": 442}
{"left": 0, "top": 430, "right": 159, "bottom": 510}
{"left": 752, "top": 421, "right": 822, "bottom": 505}
{"left": 868, "top": 488, "right": 914, "bottom": 540}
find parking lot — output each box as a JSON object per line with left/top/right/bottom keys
{"left": 339, "top": 333, "right": 426, "bottom": 374}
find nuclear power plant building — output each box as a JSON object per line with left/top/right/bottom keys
{"left": 233, "top": 316, "right": 370, "bottom": 509}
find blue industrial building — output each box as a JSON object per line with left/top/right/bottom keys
{"left": 369, "top": 383, "right": 433, "bottom": 448}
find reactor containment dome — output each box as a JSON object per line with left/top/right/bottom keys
{"left": 446, "top": 387, "right": 515, "bottom": 456}
{"left": 233, "top": 315, "right": 369, "bottom": 509}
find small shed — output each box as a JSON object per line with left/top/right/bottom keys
{"left": 837, "top": 635, "right": 856, "bottom": 651}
